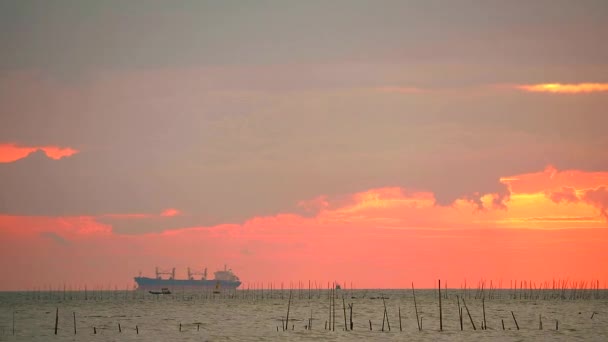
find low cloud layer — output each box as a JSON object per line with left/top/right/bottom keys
{"left": 1, "top": 166, "right": 607, "bottom": 290}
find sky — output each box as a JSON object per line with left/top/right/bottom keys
{"left": 1, "top": 0, "right": 608, "bottom": 290}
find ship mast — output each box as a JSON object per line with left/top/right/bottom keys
{"left": 155, "top": 266, "right": 176, "bottom": 280}
{"left": 187, "top": 266, "right": 208, "bottom": 280}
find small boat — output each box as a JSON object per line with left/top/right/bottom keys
{"left": 149, "top": 287, "right": 171, "bottom": 295}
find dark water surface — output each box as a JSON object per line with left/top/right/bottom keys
{"left": 1, "top": 289, "right": 607, "bottom": 341}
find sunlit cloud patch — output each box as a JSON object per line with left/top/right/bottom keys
{"left": 517, "top": 83, "right": 608, "bottom": 94}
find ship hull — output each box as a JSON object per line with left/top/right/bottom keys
{"left": 134, "top": 277, "right": 241, "bottom": 290}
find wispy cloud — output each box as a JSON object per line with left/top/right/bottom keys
{"left": 517, "top": 83, "right": 608, "bottom": 94}
{"left": 375, "top": 86, "right": 426, "bottom": 94}
{"left": 160, "top": 208, "right": 181, "bottom": 217}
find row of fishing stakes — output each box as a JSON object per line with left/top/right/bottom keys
{"left": 7, "top": 280, "right": 596, "bottom": 336}
{"left": 52, "top": 308, "right": 139, "bottom": 335}
{"left": 21, "top": 277, "right": 607, "bottom": 303}
{"left": 275, "top": 279, "right": 565, "bottom": 335}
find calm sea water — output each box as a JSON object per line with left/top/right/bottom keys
{"left": 0, "top": 289, "right": 606, "bottom": 341}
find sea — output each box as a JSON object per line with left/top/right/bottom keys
{"left": 0, "top": 288, "right": 606, "bottom": 341}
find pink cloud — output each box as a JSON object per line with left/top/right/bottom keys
{"left": 517, "top": 83, "right": 608, "bottom": 94}
{"left": 548, "top": 187, "right": 579, "bottom": 204}
{"left": 582, "top": 186, "right": 608, "bottom": 219}
{"left": 160, "top": 208, "right": 181, "bottom": 217}
{"left": 0, "top": 143, "right": 79, "bottom": 163}
{"left": 2, "top": 166, "right": 608, "bottom": 290}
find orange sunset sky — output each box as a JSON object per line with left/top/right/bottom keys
{"left": 1, "top": 0, "right": 608, "bottom": 290}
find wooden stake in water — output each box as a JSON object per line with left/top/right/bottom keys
{"left": 12, "top": 310, "right": 15, "bottom": 336}
{"left": 342, "top": 297, "right": 347, "bottom": 331}
{"left": 458, "top": 308, "right": 464, "bottom": 331}
{"left": 398, "top": 306, "right": 402, "bottom": 332}
{"left": 327, "top": 289, "right": 331, "bottom": 330}
{"left": 382, "top": 295, "right": 391, "bottom": 331}
{"left": 502, "top": 318, "right": 505, "bottom": 330}
{"left": 511, "top": 311, "right": 520, "bottom": 330}
{"left": 349, "top": 303, "right": 353, "bottom": 330}
{"left": 457, "top": 295, "right": 463, "bottom": 331}
{"left": 54, "top": 308, "right": 58, "bottom": 335}
{"left": 439, "top": 279, "right": 443, "bottom": 331}
{"left": 412, "top": 283, "right": 421, "bottom": 331}
{"left": 462, "top": 298, "right": 476, "bottom": 330}
{"left": 482, "top": 297, "right": 487, "bottom": 330}
{"left": 332, "top": 287, "right": 336, "bottom": 331}
{"left": 73, "top": 312, "right": 76, "bottom": 335}
{"left": 310, "top": 308, "right": 313, "bottom": 330}
{"left": 119, "top": 323, "right": 122, "bottom": 332}
{"left": 136, "top": 325, "right": 139, "bottom": 334}
{"left": 539, "top": 314, "right": 543, "bottom": 330}
{"left": 285, "top": 290, "right": 292, "bottom": 331}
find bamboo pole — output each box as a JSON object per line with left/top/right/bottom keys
{"left": 462, "top": 298, "right": 476, "bottom": 330}
{"left": 310, "top": 308, "right": 313, "bottom": 330}
{"left": 482, "top": 297, "right": 487, "bottom": 330}
{"left": 439, "top": 279, "right": 443, "bottom": 331}
{"left": 460, "top": 307, "right": 463, "bottom": 330}
{"left": 342, "top": 297, "right": 348, "bottom": 331}
{"left": 349, "top": 303, "right": 353, "bottom": 330}
{"left": 382, "top": 295, "right": 391, "bottom": 331}
{"left": 73, "top": 312, "right": 76, "bottom": 334}
{"left": 412, "top": 283, "right": 421, "bottom": 331}
{"left": 511, "top": 311, "right": 519, "bottom": 330}
{"left": 332, "top": 287, "right": 336, "bottom": 331}
{"left": 399, "top": 306, "right": 402, "bottom": 332}
{"left": 327, "top": 288, "right": 331, "bottom": 330}
{"left": 382, "top": 308, "right": 385, "bottom": 331}
{"left": 54, "top": 308, "right": 58, "bottom": 335}
{"left": 457, "top": 295, "right": 463, "bottom": 331}
{"left": 285, "top": 290, "right": 292, "bottom": 331}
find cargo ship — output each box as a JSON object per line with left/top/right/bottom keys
{"left": 134, "top": 265, "right": 241, "bottom": 291}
